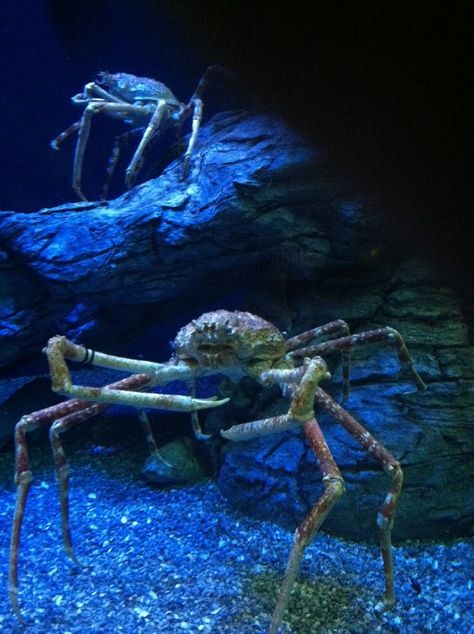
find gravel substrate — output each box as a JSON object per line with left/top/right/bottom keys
{"left": 0, "top": 430, "right": 473, "bottom": 634}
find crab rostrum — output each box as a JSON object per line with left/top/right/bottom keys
{"left": 9, "top": 310, "right": 426, "bottom": 632}
{"left": 50, "top": 66, "right": 222, "bottom": 201}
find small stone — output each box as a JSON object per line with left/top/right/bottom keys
{"left": 134, "top": 608, "right": 149, "bottom": 618}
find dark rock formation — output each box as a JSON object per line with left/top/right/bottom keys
{"left": 0, "top": 111, "right": 472, "bottom": 541}
{"left": 0, "top": 110, "right": 346, "bottom": 368}
{"left": 215, "top": 258, "right": 474, "bottom": 541}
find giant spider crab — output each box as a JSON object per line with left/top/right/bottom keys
{"left": 9, "top": 310, "right": 426, "bottom": 632}
{"left": 50, "top": 66, "right": 222, "bottom": 201}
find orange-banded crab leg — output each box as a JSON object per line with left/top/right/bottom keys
{"left": 189, "top": 65, "right": 225, "bottom": 103}
{"left": 313, "top": 385, "right": 403, "bottom": 612}
{"left": 48, "top": 392, "right": 161, "bottom": 568}
{"left": 45, "top": 335, "right": 228, "bottom": 411}
{"left": 221, "top": 357, "right": 405, "bottom": 633}
{"left": 177, "top": 64, "right": 225, "bottom": 126}
{"left": 180, "top": 65, "right": 224, "bottom": 177}
{"left": 9, "top": 401, "right": 98, "bottom": 621}
{"left": 269, "top": 419, "right": 345, "bottom": 634}
{"left": 50, "top": 405, "right": 110, "bottom": 566}
{"left": 285, "top": 319, "right": 350, "bottom": 349}
{"left": 220, "top": 359, "right": 345, "bottom": 634}
{"left": 8, "top": 372, "right": 150, "bottom": 621}
{"left": 48, "top": 372, "right": 151, "bottom": 562}
{"left": 50, "top": 121, "right": 82, "bottom": 150}
{"left": 286, "top": 319, "right": 352, "bottom": 398}
{"left": 288, "top": 326, "right": 427, "bottom": 392}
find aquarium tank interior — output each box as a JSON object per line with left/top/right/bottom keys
{"left": 0, "top": 2, "right": 472, "bottom": 633}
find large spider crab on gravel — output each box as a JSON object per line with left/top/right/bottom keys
{"left": 50, "top": 66, "right": 223, "bottom": 201}
{"left": 9, "top": 310, "right": 426, "bottom": 633}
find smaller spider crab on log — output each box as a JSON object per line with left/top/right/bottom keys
{"left": 8, "top": 310, "right": 426, "bottom": 633}
{"left": 50, "top": 66, "right": 223, "bottom": 201}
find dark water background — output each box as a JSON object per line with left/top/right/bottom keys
{"left": 0, "top": 1, "right": 471, "bottom": 288}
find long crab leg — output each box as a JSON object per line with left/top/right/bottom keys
{"left": 45, "top": 335, "right": 228, "bottom": 411}
{"left": 137, "top": 409, "right": 160, "bottom": 454}
{"left": 102, "top": 128, "right": 143, "bottom": 200}
{"left": 181, "top": 98, "right": 203, "bottom": 178}
{"left": 188, "top": 379, "right": 212, "bottom": 440}
{"left": 50, "top": 81, "right": 129, "bottom": 195}
{"left": 178, "top": 65, "right": 224, "bottom": 177}
{"left": 221, "top": 355, "right": 407, "bottom": 632}
{"left": 125, "top": 99, "right": 167, "bottom": 188}
{"left": 268, "top": 419, "right": 345, "bottom": 634}
{"left": 49, "top": 401, "right": 158, "bottom": 564}
{"left": 220, "top": 359, "right": 345, "bottom": 634}
{"left": 72, "top": 101, "right": 151, "bottom": 201}
{"left": 45, "top": 335, "right": 192, "bottom": 382}
{"left": 9, "top": 401, "right": 97, "bottom": 620}
{"left": 286, "top": 319, "right": 352, "bottom": 398}
{"left": 49, "top": 404, "right": 106, "bottom": 565}
{"left": 221, "top": 359, "right": 331, "bottom": 442}
{"left": 285, "top": 319, "right": 350, "bottom": 349}
{"left": 50, "top": 121, "right": 82, "bottom": 150}
{"left": 313, "top": 385, "right": 404, "bottom": 611}
{"left": 289, "top": 326, "right": 427, "bottom": 391}
{"left": 8, "top": 373, "right": 151, "bottom": 621}
{"left": 189, "top": 65, "right": 224, "bottom": 103}
{"left": 176, "top": 64, "right": 224, "bottom": 129}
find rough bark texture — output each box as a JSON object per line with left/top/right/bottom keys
{"left": 0, "top": 111, "right": 472, "bottom": 541}
{"left": 0, "top": 111, "right": 352, "bottom": 366}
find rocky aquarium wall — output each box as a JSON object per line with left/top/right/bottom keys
{"left": 1, "top": 110, "right": 473, "bottom": 545}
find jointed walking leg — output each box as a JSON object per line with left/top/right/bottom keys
{"left": 313, "top": 386, "right": 403, "bottom": 609}
{"left": 268, "top": 419, "right": 345, "bottom": 634}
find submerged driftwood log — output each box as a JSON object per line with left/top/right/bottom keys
{"left": 0, "top": 111, "right": 348, "bottom": 366}
{"left": 0, "top": 110, "right": 473, "bottom": 540}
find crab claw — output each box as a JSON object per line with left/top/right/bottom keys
{"left": 64, "top": 388, "right": 230, "bottom": 413}
{"left": 190, "top": 395, "right": 230, "bottom": 411}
